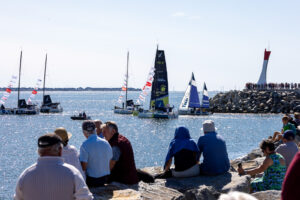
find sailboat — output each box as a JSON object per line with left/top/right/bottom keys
{"left": 40, "top": 54, "right": 63, "bottom": 113}
{"left": 0, "top": 76, "right": 17, "bottom": 115}
{"left": 138, "top": 47, "right": 178, "bottom": 119}
{"left": 178, "top": 73, "right": 210, "bottom": 115}
{"left": 114, "top": 51, "right": 135, "bottom": 114}
{"left": 13, "top": 51, "right": 39, "bottom": 115}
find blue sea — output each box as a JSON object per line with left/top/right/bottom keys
{"left": 0, "top": 91, "right": 282, "bottom": 199}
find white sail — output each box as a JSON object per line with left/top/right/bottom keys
{"left": 179, "top": 85, "right": 191, "bottom": 110}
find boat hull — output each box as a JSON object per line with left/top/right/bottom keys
{"left": 40, "top": 105, "right": 63, "bottom": 113}
{"left": 138, "top": 110, "right": 178, "bottom": 119}
{"left": 178, "top": 109, "right": 211, "bottom": 116}
{"left": 113, "top": 109, "right": 133, "bottom": 115}
{"left": 13, "top": 108, "right": 39, "bottom": 115}
{"left": 71, "top": 116, "right": 91, "bottom": 120}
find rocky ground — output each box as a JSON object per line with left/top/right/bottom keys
{"left": 210, "top": 89, "right": 300, "bottom": 114}
{"left": 90, "top": 135, "right": 300, "bottom": 200}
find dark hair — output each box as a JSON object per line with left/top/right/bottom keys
{"left": 105, "top": 121, "right": 118, "bottom": 133}
{"left": 282, "top": 116, "right": 289, "bottom": 121}
{"left": 63, "top": 140, "right": 69, "bottom": 147}
{"left": 260, "top": 139, "right": 275, "bottom": 151}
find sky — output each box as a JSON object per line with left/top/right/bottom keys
{"left": 0, "top": 0, "right": 299, "bottom": 91}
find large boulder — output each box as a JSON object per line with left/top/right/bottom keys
{"left": 251, "top": 190, "right": 281, "bottom": 200}
{"left": 175, "top": 186, "right": 220, "bottom": 200}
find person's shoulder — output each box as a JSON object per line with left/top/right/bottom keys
{"left": 65, "top": 145, "right": 78, "bottom": 152}
{"left": 18, "top": 163, "right": 38, "bottom": 181}
{"left": 62, "top": 163, "right": 82, "bottom": 176}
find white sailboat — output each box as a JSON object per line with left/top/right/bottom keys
{"left": 40, "top": 54, "right": 63, "bottom": 113}
{"left": 13, "top": 51, "right": 39, "bottom": 115}
{"left": 178, "top": 73, "right": 210, "bottom": 115}
{"left": 114, "top": 51, "right": 135, "bottom": 114}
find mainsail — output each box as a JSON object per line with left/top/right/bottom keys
{"left": 0, "top": 75, "right": 18, "bottom": 105}
{"left": 150, "top": 49, "right": 169, "bottom": 109}
{"left": 201, "top": 82, "right": 209, "bottom": 108}
{"left": 136, "top": 66, "right": 155, "bottom": 105}
{"left": 179, "top": 73, "right": 200, "bottom": 110}
{"left": 117, "top": 52, "right": 129, "bottom": 106}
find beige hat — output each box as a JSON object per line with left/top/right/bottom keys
{"left": 54, "top": 127, "right": 72, "bottom": 143}
{"left": 203, "top": 120, "right": 216, "bottom": 133}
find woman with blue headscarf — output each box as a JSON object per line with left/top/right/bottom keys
{"left": 155, "top": 127, "right": 200, "bottom": 179}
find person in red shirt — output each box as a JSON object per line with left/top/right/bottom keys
{"left": 281, "top": 152, "right": 300, "bottom": 200}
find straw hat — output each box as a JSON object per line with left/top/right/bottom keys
{"left": 54, "top": 127, "right": 72, "bottom": 143}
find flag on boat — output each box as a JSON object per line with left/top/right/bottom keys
{"left": 0, "top": 75, "right": 18, "bottom": 105}
{"left": 27, "top": 79, "right": 42, "bottom": 105}
{"left": 136, "top": 66, "right": 155, "bottom": 104}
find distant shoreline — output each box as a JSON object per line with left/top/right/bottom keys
{"left": 0, "top": 87, "right": 141, "bottom": 92}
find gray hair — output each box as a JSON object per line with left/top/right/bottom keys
{"left": 218, "top": 192, "right": 257, "bottom": 200}
{"left": 38, "top": 143, "right": 63, "bottom": 156}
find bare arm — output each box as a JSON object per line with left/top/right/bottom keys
{"left": 245, "top": 157, "right": 273, "bottom": 176}
{"left": 110, "top": 160, "right": 117, "bottom": 171}
{"left": 81, "top": 162, "right": 87, "bottom": 172}
{"left": 164, "top": 158, "right": 172, "bottom": 172}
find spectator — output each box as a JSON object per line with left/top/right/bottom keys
{"left": 272, "top": 115, "right": 297, "bottom": 142}
{"left": 238, "top": 139, "right": 286, "bottom": 192}
{"left": 94, "top": 119, "right": 103, "bottom": 138}
{"left": 80, "top": 120, "right": 112, "bottom": 187}
{"left": 281, "top": 152, "right": 300, "bottom": 200}
{"left": 102, "top": 121, "right": 139, "bottom": 184}
{"left": 14, "top": 133, "right": 92, "bottom": 200}
{"left": 54, "top": 127, "right": 85, "bottom": 178}
{"left": 156, "top": 127, "right": 200, "bottom": 178}
{"left": 197, "top": 120, "right": 230, "bottom": 175}
{"left": 275, "top": 130, "right": 299, "bottom": 168}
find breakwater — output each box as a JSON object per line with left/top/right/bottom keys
{"left": 210, "top": 90, "right": 300, "bottom": 114}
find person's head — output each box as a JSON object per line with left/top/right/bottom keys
{"left": 294, "top": 112, "right": 300, "bottom": 120}
{"left": 282, "top": 116, "right": 289, "bottom": 125}
{"left": 54, "top": 127, "right": 72, "bottom": 147}
{"left": 102, "top": 121, "right": 118, "bottom": 141}
{"left": 218, "top": 191, "right": 258, "bottom": 200}
{"left": 174, "top": 127, "right": 191, "bottom": 140}
{"left": 202, "top": 120, "right": 216, "bottom": 134}
{"left": 260, "top": 139, "right": 275, "bottom": 156}
{"left": 82, "top": 120, "right": 96, "bottom": 138}
{"left": 38, "top": 133, "right": 63, "bottom": 157}
{"left": 282, "top": 130, "right": 295, "bottom": 143}
{"left": 94, "top": 119, "right": 103, "bottom": 135}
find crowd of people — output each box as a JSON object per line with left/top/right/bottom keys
{"left": 13, "top": 115, "right": 300, "bottom": 199}
{"left": 245, "top": 82, "right": 300, "bottom": 90}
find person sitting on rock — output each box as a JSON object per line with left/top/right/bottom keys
{"left": 271, "top": 115, "right": 297, "bottom": 142}
{"left": 294, "top": 112, "right": 300, "bottom": 126}
{"left": 102, "top": 121, "right": 154, "bottom": 184}
{"left": 197, "top": 120, "right": 230, "bottom": 175}
{"left": 275, "top": 130, "right": 299, "bottom": 168}
{"left": 238, "top": 139, "right": 286, "bottom": 193}
{"left": 156, "top": 127, "right": 200, "bottom": 179}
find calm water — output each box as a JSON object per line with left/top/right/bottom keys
{"left": 0, "top": 91, "right": 282, "bottom": 199}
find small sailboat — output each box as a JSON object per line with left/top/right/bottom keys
{"left": 13, "top": 51, "right": 39, "bottom": 115}
{"left": 178, "top": 73, "right": 210, "bottom": 115}
{"left": 71, "top": 111, "right": 91, "bottom": 120}
{"left": 114, "top": 51, "right": 136, "bottom": 114}
{"left": 40, "top": 54, "right": 63, "bottom": 113}
{"left": 138, "top": 47, "right": 178, "bottom": 119}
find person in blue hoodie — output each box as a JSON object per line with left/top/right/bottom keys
{"left": 197, "top": 120, "right": 230, "bottom": 175}
{"left": 155, "top": 126, "right": 200, "bottom": 178}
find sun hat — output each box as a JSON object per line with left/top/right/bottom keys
{"left": 202, "top": 120, "right": 216, "bottom": 133}
{"left": 54, "top": 127, "right": 72, "bottom": 143}
{"left": 82, "top": 120, "right": 96, "bottom": 132}
{"left": 38, "top": 133, "right": 62, "bottom": 148}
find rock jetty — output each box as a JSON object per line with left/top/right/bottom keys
{"left": 210, "top": 90, "right": 300, "bottom": 114}
{"left": 91, "top": 138, "right": 300, "bottom": 200}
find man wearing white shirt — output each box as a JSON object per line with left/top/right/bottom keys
{"left": 14, "top": 133, "right": 93, "bottom": 200}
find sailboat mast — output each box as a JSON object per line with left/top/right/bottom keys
{"left": 17, "top": 51, "right": 22, "bottom": 105}
{"left": 42, "top": 54, "right": 47, "bottom": 105}
{"left": 125, "top": 51, "right": 129, "bottom": 107}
